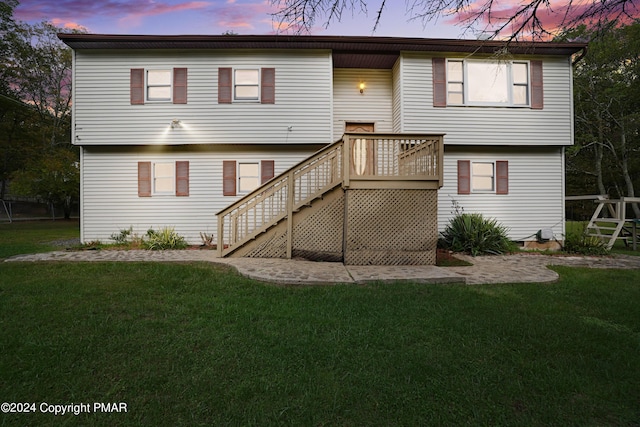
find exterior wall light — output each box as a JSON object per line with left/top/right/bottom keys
{"left": 171, "top": 119, "right": 182, "bottom": 129}
{"left": 359, "top": 82, "right": 365, "bottom": 94}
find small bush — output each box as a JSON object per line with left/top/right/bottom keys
{"left": 563, "top": 227, "right": 609, "bottom": 255}
{"left": 439, "top": 213, "right": 514, "bottom": 256}
{"left": 143, "top": 227, "right": 188, "bottom": 250}
{"left": 110, "top": 226, "right": 133, "bottom": 244}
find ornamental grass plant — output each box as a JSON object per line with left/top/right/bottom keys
{"left": 440, "top": 212, "right": 514, "bottom": 256}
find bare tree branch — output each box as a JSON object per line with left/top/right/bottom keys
{"left": 270, "top": 0, "right": 639, "bottom": 40}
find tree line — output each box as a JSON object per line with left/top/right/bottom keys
{"left": 1, "top": 0, "right": 79, "bottom": 218}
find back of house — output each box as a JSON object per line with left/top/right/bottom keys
{"left": 59, "top": 33, "right": 586, "bottom": 258}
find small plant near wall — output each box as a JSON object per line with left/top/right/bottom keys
{"left": 143, "top": 227, "right": 188, "bottom": 250}
{"left": 199, "top": 232, "right": 214, "bottom": 247}
{"left": 439, "top": 212, "right": 515, "bottom": 256}
{"left": 563, "top": 225, "right": 609, "bottom": 256}
{"left": 110, "top": 226, "right": 133, "bottom": 244}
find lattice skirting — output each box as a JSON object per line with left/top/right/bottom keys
{"left": 236, "top": 187, "right": 438, "bottom": 265}
{"left": 344, "top": 189, "right": 438, "bottom": 265}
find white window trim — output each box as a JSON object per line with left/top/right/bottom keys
{"left": 233, "top": 68, "right": 261, "bottom": 103}
{"left": 152, "top": 161, "right": 175, "bottom": 195}
{"left": 237, "top": 161, "right": 260, "bottom": 194}
{"left": 145, "top": 69, "right": 173, "bottom": 103}
{"left": 447, "top": 59, "right": 530, "bottom": 107}
{"left": 471, "top": 161, "right": 495, "bottom": 193}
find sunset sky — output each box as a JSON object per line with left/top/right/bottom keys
{"left": 13, "top": 0, "right": 640, "bottom": 39}
{"left": 12, "top": 0, "right": 486, "bottom": 38}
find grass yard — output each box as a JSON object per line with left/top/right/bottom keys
{"left": 0, "top": 220, "right": 79, "bottom": 259}
{"left": 0, "top": 221, "right": 639, "bottom": 425}
{"left": 0, "top": 262, "right": 639, "bottom": 426}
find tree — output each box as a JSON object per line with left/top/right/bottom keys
{"left": 271, "top": 0, "right": 638, "bottom": 40}
{"left": 3, "top": 21, "right": 74, "bottom": 146}
{"left": 565, "top": 21, "right": 640, "bottom": 217}
{"left": 0, "top": 4, "right": 83, "bottom": 217}
{"left": 11, "top": 148, "right": 79, "bottom": 219}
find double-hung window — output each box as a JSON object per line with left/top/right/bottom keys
{"left": 457, "top": 160, "right": 509, "bottom": 195}
{"left": 138, "top": 161, "right": 189, "bottom": 197}
{"left": 234, "top": 69, "right": 260, "bottom": 101}
{"left": 130, "top": 68, "right": 187, "bottom": 105}
{"left": 146, "top": 70, "right": 172, "bottom": 102}
{"left": 446, "top": 59, "right": 531, "bottom": 107}
{"left": 218, "top": 67, "right": 275, "bottom": 104}
{"left": 153, "top": 162, "right": 174, "bottom": 194}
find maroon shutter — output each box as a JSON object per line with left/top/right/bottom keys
{"left": 218, "top": 68, "right": 232, "bottom": 104}
{"left": 261, "top": 160, "right": 275, "bottom": 184}
{"left": 457, "top": 160, "right": 471, "bottom": 194}
{"left": 223, "top": 160, "right": 236, "bottom": 196}
{"left": 530, "top": 60, "right": 543, "bottom": 110}
{"left": 131, "top": 68, "right": 144, "bottom": 105}
{"left": 173, "top": 68, "right": 187, "bottom": 104}
{"left": 138, "top": 161, "right": 151, "bottom": 197}
{"left": 496, "top": 160, "right": 509, "bottom": 194}
{"left": 261, "top": 68, "right": 275, "bottom": 104}
{"left": 175, "top": 161, "right": 189, "bottom": 196}
{"left": 432, "top": 57, "right": 447, "bottom": 108}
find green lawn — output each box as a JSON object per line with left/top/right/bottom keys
{"left": 0, "top": 220, "right": 79, "bottom": 259}
{"left": 0, "top": 221, "right": 639, "bottom": 425}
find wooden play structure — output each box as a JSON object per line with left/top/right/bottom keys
{"left": 566, "top": 195, "right": 640, "bottom": 250}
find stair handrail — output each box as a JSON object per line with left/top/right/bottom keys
{"left": 217, "top": 139, "right": 344, "bottom": 257}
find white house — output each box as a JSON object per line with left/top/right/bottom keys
{"left": 59, "top": 34, "right": 586, "bottom": 264}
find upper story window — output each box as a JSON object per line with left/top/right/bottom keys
{"left": 234, "top": 69, "right": 260, "bottom": 101}
{"left": 432, "top": 57, "right": 543, "bottom": 109}
{"left": 218, "top": 67, "right": 275, "bottom": 104}
{"left": 130, "top": 68, "right": 187, "bottom": 105}
{"left": 146, "top": 70, "right": 172, "bottom": 102}
{"left": 447, "top": 59, "right": 529, "bottom": 107}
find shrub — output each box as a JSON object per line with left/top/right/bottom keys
{"left": 439, "top": 213, "right": 514, "bottom": 256}
{"left": 143, "top": 227, "right": 188, "bottom": 250}
{"left": 563, "top": 226, "right": 609, "bottom": 255}
{"left": 110, "top": 226, "right": 133, "bottom": 244}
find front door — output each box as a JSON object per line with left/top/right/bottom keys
{"left": 345, "top": 122, "right": 375, "bottom": 176}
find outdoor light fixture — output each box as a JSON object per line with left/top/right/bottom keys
{"left": 170, "top": 119, "right": 182, "bottom": 129}
{"left": 359, "top": 82, "right": 366, "bottom": 94}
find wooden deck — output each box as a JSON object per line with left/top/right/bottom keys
{"left": 217, "top": 133, "right": 444, "bottom": 263}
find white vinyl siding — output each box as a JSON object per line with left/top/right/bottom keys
{"left": 439, "top": 147, "right": 565, "bottom": 242}
{"left": 72, "top": 50, "right": 333, "bottom": 146}
{"left": 400, "top": 52, "right": 574, "bottom": 146}
{"left": 332, "top": 69, "right": 393, "bottom": 140}
{"left": 78, "top": 145, "right": 319, "bottom": 244}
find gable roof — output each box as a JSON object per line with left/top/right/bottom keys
{"left": 58, "top": 34, "right": 587, "bottom": 69}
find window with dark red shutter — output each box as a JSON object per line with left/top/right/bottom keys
{"left": 432, "top": 58, "right": 447, "bottom": 108}
{"left": 173, "top": 68, "right": 187, "bottom": 104}
{"left": 261, "top": 68, "right": 275, "bottom": 104}
{"left": 457, "top": 160, "right": 471, "bottom": 195}
{"left": 261, "top": 160, "right": 275, "bottom": 184}
{"left": 496, "top": 161, "right": 509, "bottom": 194}
{"left": 223, "top": 160, "right": 236, "bottom": 196}
{"left": 138, "top": 162, "right": 151, "bottom": 197}
{"left": 175, "top": 161, "right": 189, "bottom": 196}
{"left": 218, "top": 68, "right": 232, "bottom": 104}
{"left": 530, "top": 60, "right": 544, "bottom": 110}
{"left": 130, "top": 69, "right": 144, "bottom": 105}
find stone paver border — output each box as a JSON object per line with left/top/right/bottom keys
{"left": 4, "top": 250, "right": 640, "bottom": 285}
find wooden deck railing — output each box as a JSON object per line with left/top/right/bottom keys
{"left": 217, "top": 133, "right": 443, "bottom": 257}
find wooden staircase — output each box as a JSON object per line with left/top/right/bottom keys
{"left": 217, "top": 133, "right": 444, "bottom": 262}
